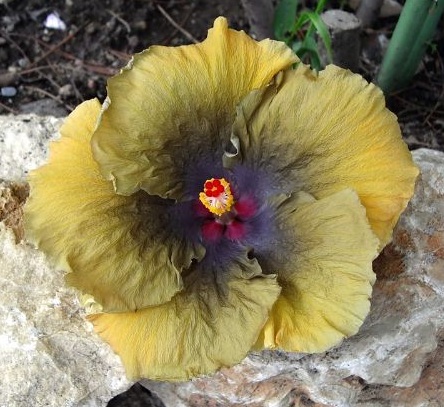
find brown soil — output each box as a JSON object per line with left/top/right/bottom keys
{"left": 0, "top": 0, "right": 245, "bottom": 113}
{"left": 0, "top": 181, "right": 29, "bottom": 243}
{"left": 1, "top": 0, "right": 443, "bottom": 151}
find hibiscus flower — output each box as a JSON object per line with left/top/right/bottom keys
{"left": 25, "top": 17, "right": 418, "bottom": 381}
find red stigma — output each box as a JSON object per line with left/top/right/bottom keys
{"left": 204, "top": 179, "right": 225, "bottom": 198}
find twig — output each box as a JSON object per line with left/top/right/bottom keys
{"left": 0, "top": 65, "right": 61, "bottom": 87}
{"left": 27, "top": 37, "right": 118, "bottom": 75}
{"left": 25, "top": 85, "right": 74, "bottom": 111}
{"left": 29, "top": 24, "right": 87, "bottom": 68}
{"left": 6, "top": 29, "right": 117, "bottom": 79}
{"left": 108, "top": 49, "right": 131, "bottom": 61}
{"left": 69, "top": 76, "right": 84, "bottom": 102}
{"left": 156, "top": 4, "right": 198, "bottom": 44}
{"left": 392, "top": 93, "right": 439, "bottom": 112}
{"left": 0, "top": 30, "right": 30, "bottom": 62}
{"left": 17, "top": 65, "right": 54, "bottom": 75}
{"left": 106, "top": 10, "right": 131, "bottom": 34}
{"left": 40, "top": 71, "right": 63, "bottom": 93}
{"left": 63, "top": 60, "right": 117, "bottom": 76}
{"left": 0, "top": 101, "right": 19, "bottom": 115}
{"left": 424, "top": 87, "right": 444, "bottom": 124}
{"left": 161, "top": 4, "right": 195, "bottom": 45}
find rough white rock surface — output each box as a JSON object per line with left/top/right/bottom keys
{"left": 0, "top": 114, "right": 61, "bottom": 181}
{"left": 0, "top": 114, "right": 130, "bottom": 407}
{"left": 1, "top": 113, "right": 444, "bottom": 407}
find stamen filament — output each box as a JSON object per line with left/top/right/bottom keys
{"left": 199, "top": 178, "right": 234, "bottom": 216}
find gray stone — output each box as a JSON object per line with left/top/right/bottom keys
{"left": 1, "top": 86, "right": 17, "bottom": 97}
{"left": 320, "top": 10, "right": 361, "bottom": 72}
{"left": 0, "top": 114, "right": 62, "bottom": 181}
{"left": 0, "top": 222, "right": 130, "bottom": 407}
{"left": 1, "top": 111, "right": 443, "bottom": 407}
{"left": 19, "top": 98, "right": 68, "bottom": 117}
{"left": 0, "top": 114, "right": 130, "bottom": 407}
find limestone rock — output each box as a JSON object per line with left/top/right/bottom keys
{"left": 142, "top": 148, "right": 444, "bottom": 407}
{"left": 0, "top": 114, "right": 62, "bottom": 181}
{"left": 1, "top": 111, "right": 443, "bottom": 407}
{"left": 0, "top": 114, "right": 131, "bottom": 407}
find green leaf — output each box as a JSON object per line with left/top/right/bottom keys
{"left": 303, "top": 11, "right": 332, "bottom": 62}
{"left": 274, "top": 0, "right": 299, "bottom": 40}
{"left": 302, "top": 35, "right": 318, "bottom": 51}
{"left": 297, "top": 36, "right": 323, "bottom": 71}
{"left": 291, "top": 41, "right": 304, "bottom": 55}
{"left": 315, "top": 0, "right": 329, "bottom": 14}
{"left": 309, "top": 51, "right": 322, "bottom": 71}
{"left": 293, "top": 11, "right": 310, "bottom": 31}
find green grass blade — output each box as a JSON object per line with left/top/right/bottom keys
{"left": 293, "top": 11, "right": 310, "bottom": 31}
{"left": 292, "top": 41, "right": 304, "bottom": 54}
{"left": 309, "top": 51, "right": 322, "bottom": 71}
{"left": 315, "top": 0, "right": 329, "bottom": 14}
{"left": 301, "top": 35, "right": 323, "bottom": 70}
{"left": 303, "top": 11, "right": 332, "bottom": 62}
{"left": 274, "top": 0, "right": 299, "bottom": 40}
{"left": 293, "top": 36, "right": 323, "bottom": 71}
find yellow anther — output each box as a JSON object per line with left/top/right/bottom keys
{"left": 199, "top": 178, "right": 234, "bottom": 216}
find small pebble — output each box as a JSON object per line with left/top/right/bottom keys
{"left": 1, "top": 87, "right": 17, "bottom": 97}
{"left": 58, "top": 84, "right": 72, "bottom": 96}
{"left": 87, "top": 78, "right": 96, "bottom": 90}
{"left": 44, "top": 12, "right": 67, "bottom": 31}
{"left": 18, "top": 58, "right": 29, "bottom": 68}
{"left": 134, "top": 20, "right": 147, "bottom": 31}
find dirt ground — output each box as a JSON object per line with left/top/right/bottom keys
{"left": 0, "top": 0, "right": 246, "bottom": 112}
{"left": 1, "top": 0, "right": 443, "bottom": 152}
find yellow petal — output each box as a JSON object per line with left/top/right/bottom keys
{"left": 230, "top": 65, "right": 419, "bottom": 247}
{"left": 92, "top": 17, "right": 298, "bottom": 199}
{"left": 255, "top": 189, "right": 379, "bottom": 352}
{"left": 25, "top": 100, "right": 204, "bottom": 312}
{"left": 88, "top": 257, "right": 281, "bottom": 380}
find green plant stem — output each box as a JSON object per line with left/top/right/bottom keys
{"left": 377, "top": 0, "right": 444, "bottom": 94}
{"left": 305, "top": 0, "right": 328, "bottom": 37}
{"left": 403, "top": 0, "right": 444, "bottom": 83}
